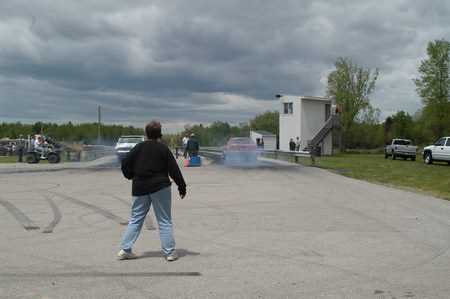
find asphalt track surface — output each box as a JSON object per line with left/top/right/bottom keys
{"left": 0, "top": 156, "right": 449, "bottom": 298}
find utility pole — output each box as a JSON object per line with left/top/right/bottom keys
{"left": 97, "top": 105, "right": 101, "bottom": 145}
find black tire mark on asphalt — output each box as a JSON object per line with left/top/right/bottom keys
{"left": 0, "top": 183, "right": 61, "bottom": 195}
{"left": 0, "top": 271, "right": 201, "bottom": 278}
{"left": 41, "top": 195, "right": 62, "bottom": 233}
{"left": 108, "top": 194, "right": 156, "bottom": 230}
{"left": 50, "top": 192, "right": 128, "bottom": 226}
{"left": 0, "top": 199, "right": 40, "bottom": 230}
{"left": 108, "top": 194, "right": 130, "bottom": 206}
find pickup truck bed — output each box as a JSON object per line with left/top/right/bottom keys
{"left": 385, "top": 139, "right": 417, "bottom": 161}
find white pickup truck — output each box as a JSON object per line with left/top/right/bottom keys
{"left": 115, "top": 135, "right": 145, "bottom": 160}
{"left": 423, "top": 137, "right": 450, "bottom": 165}
{"left": 385, "top": 139, "right": 417, "bottom": 161}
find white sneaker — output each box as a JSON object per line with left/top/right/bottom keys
{"left": 165, "top": 250, "right": 178, "bottom": 262}
{"left": 117, "top": 249, "right": 138, "bottom": 260}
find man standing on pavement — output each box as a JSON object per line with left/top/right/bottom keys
{"left": 118, "top": 120, "right": 187, "bottom": 262}
{"left": 184, "top": 133, "right": 199, "bottom": 158}
{"left": 295, "top": 137, "right": 301, "bottom": 151}
{"left": 182, "top": 135, "right": 189, "bottom": 158}
{"left": 289, "top": 138, "right": 296, "bottom": 151}
{"left": 182, "top": 135, "right": 189, "bottom": 148}
{"left": 16, "top": 135, "right": 25, "bottom": 162}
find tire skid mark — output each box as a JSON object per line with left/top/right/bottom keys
{"left": 0, "top": 183, "right": 61, "bottom": 196}
{"left": 0, "top": 271, "right": 201, "bottom": 278}
{"left": 107, "top": 194, "right": 156, "bottom": 230}
{"left": 50, "top": 191, "right": 128, "bottom": 226}
{"left": 41, "top": 194, "right": 62, "bottom": 233}
{"left": 0, "top": 199, "right": 40, "bottom": 230}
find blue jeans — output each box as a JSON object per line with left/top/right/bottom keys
{"left": 120, "top": 187, "right": 175, "bottom": 255}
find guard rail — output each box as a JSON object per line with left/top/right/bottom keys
{"left": 194, "top": 147, "right": 315, "bottom": 164}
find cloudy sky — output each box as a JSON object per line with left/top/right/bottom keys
{"left": 0, "top": 0, "right": 449, "bottom": 132}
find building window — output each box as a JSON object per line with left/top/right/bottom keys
{"left": 283, "top": 102, "right": 293, "bottom": 114}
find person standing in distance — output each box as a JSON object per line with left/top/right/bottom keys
{"left": 118, "top": 120, "right": 187, "bottom": 262}
{"left": 182, "top": 135, "right": 189, "bottom": 147}
{"left": 295, "top": 137, "right": 301, "bottom": 151}
{"left": 289, "top": 138, "right": 296, "bottom": 151}
{"left": 17, "top": 135, "right": 25, "bottom": 162}
{"left": 184, "top": 133, "right": 199, "bottom": 158}
{"left": 182, "top": 135, "right": 189, "bottom": 158}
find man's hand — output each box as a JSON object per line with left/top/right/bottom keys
{"left": 178, "top": 184, "right": 187, "bottom": 199}
{"left": 179, "top": 188, "right": 186, "bottom": 199}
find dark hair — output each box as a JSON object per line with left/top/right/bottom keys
{"left": 145, "top": 120, "right": 162, "bottom": 140}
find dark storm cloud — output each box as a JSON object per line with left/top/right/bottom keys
{"left": 1, "top": 0, "right": 449, "bottom": 131}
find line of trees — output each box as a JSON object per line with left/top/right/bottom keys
{"left": 0, "top": 112, "right": 279, "bottom": 148}
{"left": 167, "top": 111, "right": 280, "bottom": 147}
{"left": 0, "top": 121, "right": 143, "bottom": 145}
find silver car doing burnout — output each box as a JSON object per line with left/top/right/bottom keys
{"left": 115, "top": 135, "right": 145, "bottom": 160}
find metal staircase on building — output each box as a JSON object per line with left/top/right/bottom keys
{"left": 304, "top": 114, "right": 340, "bottom": 153}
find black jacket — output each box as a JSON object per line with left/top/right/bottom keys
{"left": 289, "top": 141, "right": 296, "bottom": 151}
{"left": 121, "top": 140, "right": 186, "bottom": 196}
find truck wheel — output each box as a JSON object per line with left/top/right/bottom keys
{"left": 403, "top": 157, "right": 407, "bottom": 160}
{"left": 424, "top": 153, "right": 432, "bottom": 164}
{"left": 392, "top": 152, "right": 396, "bottom": 160}
{"left": 411, "top": 157, "right": 416, "bottom": 161}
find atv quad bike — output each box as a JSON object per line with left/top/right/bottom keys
{"left": 26, "top": 136, "right": 62, "bottom": 164}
